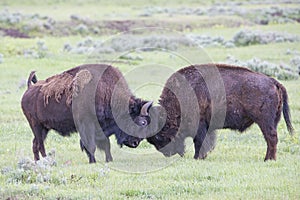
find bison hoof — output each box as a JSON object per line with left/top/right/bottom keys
{"left": 106, "top": 157, "right": 113, "bottom": 163}
{"left": 194, "top": 153, "right": 208, "bottom": 160}
{"left": 264, "top": 157, "right": 276, "bottom": 162}
{"left": 89, "top": 156, "right": 96, "bottom": 164}
{"left": 178, "top": 152, "right": 185, "bottom": 157}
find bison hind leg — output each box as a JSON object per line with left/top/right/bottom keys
{"left": 258, "top": 123, "right": 278, "bottom": 161}
{"left": 264, "top": 129, "right": 278, "bottom": 161}
{"left": 80, "top": 140, "right": 96, "bottom": 163}
{"left": 31, "top": 124, "right": 48, "bottom": 161}
{"left": 32, "top": 138, "right": 40, "bottom": 161}
{"left": 39, "top": 128, "right": 48, "bottom": 158}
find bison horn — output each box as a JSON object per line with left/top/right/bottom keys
{"left": 141, "top": 101, "right": 153, "bottom": 116}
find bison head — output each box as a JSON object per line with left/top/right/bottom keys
{"left": 147, "top": 131, "right": 185, "bottom": 157}
{"left": 140, "top": 105, "right": 185, "bottom": 157}
{"left": 113, "top": 100, "right": 153, "bottom": 148}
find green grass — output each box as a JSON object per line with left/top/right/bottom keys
{"left": 0, "top": 1, "right": 300, "bottom": 199}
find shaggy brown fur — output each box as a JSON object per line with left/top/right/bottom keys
{"left": 72, "top": 69, "right": 92, "bottom": 98}
{"left": 32, "top": 69, "right": 92, "bottom": 106}
{"left": 34, "top": 72, "right": 73, "bottom": 106}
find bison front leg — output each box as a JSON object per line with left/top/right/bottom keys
{"left": 200, "top": 131, "right": 216, "bottom": 159}
{"left": 80, "top": 140, "right": 96, "bottom": 163}
{"left": 96, "top": 137, "right": 113, "bottom": 162}
{"left": 193, "top": 126, "right": 216, "bottom": 160}
{"left": 78, "top": 124, "right": 97, "bottom": 163}
{"left": 193, "top": 129, "right": 207, "bottom": 159}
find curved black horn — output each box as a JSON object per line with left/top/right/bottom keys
{"left": 141, "top": 101, "right": 153, "bottom": 116}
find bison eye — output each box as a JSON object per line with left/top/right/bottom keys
{"left": 140, "top": 119, "right": 148, "bottom": 127}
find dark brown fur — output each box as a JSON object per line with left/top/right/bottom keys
{"left": 147, "top": 64, "right": 293, "bottom": 161}
{"left": 21, "top": 64, "right": 151, "bottom": 163}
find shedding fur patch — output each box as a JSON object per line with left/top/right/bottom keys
{"left": 33, "top": 69, "right": 92, "bottom": 106}
{"left": 72, "top": 69, "right": 93, "bottom": 98}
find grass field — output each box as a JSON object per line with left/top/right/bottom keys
{"left": 0, "top": 0, "right": 299, "bottom": 199}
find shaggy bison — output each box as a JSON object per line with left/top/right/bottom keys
{"left": 146, "top": 64, "right": 293, "bottom": 161}
{"left": 21, "top": 64, "right": 152, "bottom": 163}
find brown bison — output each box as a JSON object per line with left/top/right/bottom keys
{"left": 21, "top": 64, "right": 152, "bottom": 163}
{"left": 146, "top": 64, "right": 294, "bottom": 161}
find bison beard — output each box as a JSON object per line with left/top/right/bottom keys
{"left": 21, "top": 64, "right": 152, "bottom": 163}
{"left": 146, "top": 64, "right": 294, "bottom": 161}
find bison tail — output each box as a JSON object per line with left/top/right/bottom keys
{"left": 27, "top": 71, "right": 37, "bottom": 88}
{"left": 276, "top": 81, "right": 294, "bottom": 135}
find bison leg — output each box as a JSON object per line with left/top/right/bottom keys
{"left": 80, "top": 140, "right": 96, "bottom": 163}
{"left": 257, "top": 119, "right": 278, "bottom": 161}
{"left": 193, "top": 128, "right": 216, "bottom": 159}
{"left": 39, "top": 128, "right": 48, "bottom": 158}
{"left": 32, "top": 137, "right": 40, "bottom": 161}
{"left": 193, "top": 132, "right": 206, "bottom": 159}
{"left": 259, "top": 125, "right": 278, "bottom": 161}
{"left": 30, "top": 124, "right": 47, "bottom": 161}
{"left": 201, "top": 131, "right": 216, "bottom": 158}
{"left": 78, "top": 123, "right": 97, "bottom": 163}
{"left": 96, "top": 138, "right": 113, "bottom": 162}
{"left": 80, "top": 139, "right": 96, "bottom": 164}
{"left": 193, "top": 123, "right": 208, "bottom": 159}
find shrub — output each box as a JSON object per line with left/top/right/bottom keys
{"left": 225, "top": 55, "right": 299, "bottom": 80}
{"left": 74, "top": 24, "right": 89, "bottom": 35}
{"left": 290, "top": 56, "right": 300, "bottom": 68}
{"left": 23, "top": 41, "right": 48, "bottom": 59}
{"left": 0, "top": 9, "right": 23, "bottom": 25}
{"left": 2, "top": 150, "right": 56, "bottom": 184}
{"left": 187, "top": 34, "right": 226, "bottom": 47}
{"left": 254, "top": 6, "right": 300, "bottom": 25}
{"left": 119, "top": 53, "right": 143, "bottom": 61}
{"left": 290, "top": 56, "right": 300, "bottom": 75}
{"left": 63, "top": 35, "right": 194, "bottom": 55}
{"left": 138, "top": 5, "right": 300, "bottom": 25}
{"left": 233, "top": 30, "right": 299, "bottom": 46}
{"left": 0, "top": 9, "right": 55, "bottom": 36}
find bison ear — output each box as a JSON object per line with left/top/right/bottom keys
{"left": 140, "top": 101, "right": 153, "bottom": 116}
{"left": 128, "top": 98, "right": 138, "bottom": 113}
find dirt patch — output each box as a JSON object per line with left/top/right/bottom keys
{"left": 1, "top": 16, "right": 252, "bottom": 38}
{"left": 0, "top": 28, "right": 30, "bottom": 38}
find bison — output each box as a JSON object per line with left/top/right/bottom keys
{"left": 146, "top": 64, "right": 294, "bottom": 161}
{"left": 21, "top": 64, "right": 152, "bottom": 163}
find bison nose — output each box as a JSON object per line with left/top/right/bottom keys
{"left": 132, "top": 140, "right": 139, "bottom": 147}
